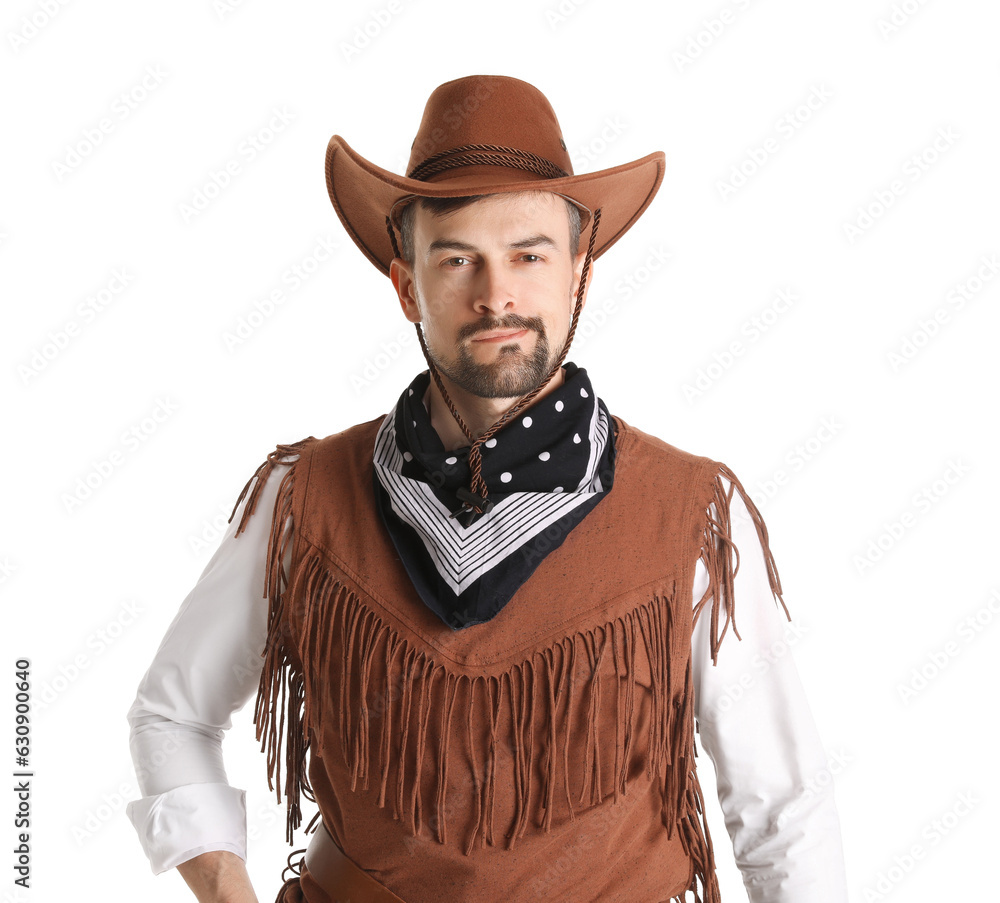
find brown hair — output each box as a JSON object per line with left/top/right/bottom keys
{"left": 397, "top": 192, "right": 582, "bottom": 265}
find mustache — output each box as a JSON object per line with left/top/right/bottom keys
{"left": 459, "top": 315, "right": 545, "bottom": 340}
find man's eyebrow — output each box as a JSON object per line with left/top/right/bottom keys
{"left": 509, "top": 234, "right": 558, "bottom": 251}
{"left": 426, "top": 238, "right": 478, "bottom": 255}
{"left": 425, "top": 234, "right": 560, "bottom": 255}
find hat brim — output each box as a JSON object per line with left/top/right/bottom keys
{"left": 325, "top": 135, "right": 665, "bottom": 277}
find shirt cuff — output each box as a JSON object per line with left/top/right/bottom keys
{"left": 125, "top": 782, "right": 247, "bottom": 874}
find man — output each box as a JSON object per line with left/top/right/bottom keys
{"left": 126, "top": 75, "right": 848, "bottom": 902}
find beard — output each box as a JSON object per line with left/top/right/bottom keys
{"left": 428, "top": 314, "right": 554, "bottom": 399}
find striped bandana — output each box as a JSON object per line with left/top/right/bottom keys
{"left": 372, "top": 362, "right": 617, "bottom": 630}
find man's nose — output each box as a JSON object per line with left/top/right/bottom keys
{"left": 472, "top": 262, "right": 516, "bottom": 315}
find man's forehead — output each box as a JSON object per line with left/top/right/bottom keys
{"left": 414, "top": 191, "right": 570, "bottom": 240}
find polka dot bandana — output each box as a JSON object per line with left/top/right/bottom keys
{"left": 372, "top": 362, "right": 617, "bottom": 629}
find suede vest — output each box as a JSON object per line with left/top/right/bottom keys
{"left": 230, "top": 414, "right": 784, "bottom": 903}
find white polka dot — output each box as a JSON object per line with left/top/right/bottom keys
{"left": 408, "top": 388, "right": 414, "bottom": 396}
{"left": 538, "top": 451, "right": 550, "bottom": 461}
{"left": 500, "top": 471, "right": 512, "bottom": 483}
{"left": 403, "top": 451, "right": 413, "bottom": 461}
{"left": 523, "top": 416, "right": 533, "bottom": 428}
{"left": 485, "top": 438, "right": 497, "bottom": 448}
{"left": 555, "top": 400, "right": 564, "bottom": 412}
{"left": 573, "top": 433, "right": 581, "bottom": 444}
{"left": 553, "top": 486, "right": 563, "bottom": 492}
{"left": 445, "top": 456, "right": 457, "bottom": 465}
{"left": 412, "top": 420, "right": 417, "bottom": 427}
{"left": 580, "top": 387, "right": 589, "bottom": 397}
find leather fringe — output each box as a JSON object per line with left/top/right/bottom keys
{"left": 288, "top": 551, "right": 692, "bottom": 858}
{"left": 229, "top": 439, "right": 315, "bottom": 844}
{"left": 670, "top": 460, "right": 791, "bottom": 903}
{"left": 694, "top": 461, "right": 790, "bottom": 666}
{"left": 230, "top": 447, "right": 777, "bottom": 902}
{"left": 229, "top": 441, "right": 310, "bottom": 539}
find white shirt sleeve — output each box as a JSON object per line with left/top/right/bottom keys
{"left": 125, "top": 459, "right": 290, "bottom": 874}
{"left": 691, "top": 479, "right": 849, "bottom": 903}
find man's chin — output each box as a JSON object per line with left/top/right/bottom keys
{"left": 443, "top": 360, "right": 552, "bottom": 400}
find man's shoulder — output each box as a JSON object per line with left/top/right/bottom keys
{"left": 270, "top": 414, "right": 386, "bottom": 475}
{"left": 253, "top": 414, "right": 387, "bottom": 469}
{"left": 314, "top": 413, "right": 387, "bottom": 447}
{"left": 613, "top": 415, "right": 714, "bottom": 470}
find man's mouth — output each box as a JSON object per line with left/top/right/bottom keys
{"left": 471, "top": 328, "right": 530, "bottom": 343}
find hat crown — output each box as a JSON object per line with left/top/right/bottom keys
{"left": 405, "top": 75, "right": 575, "bottom": 182}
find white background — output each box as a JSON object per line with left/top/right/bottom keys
{"left": 2, "top": 0, "right": 998, "bottom": 900}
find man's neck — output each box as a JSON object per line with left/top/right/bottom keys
{"left": 425, "top": 367, "right": 566, "bottom": 451}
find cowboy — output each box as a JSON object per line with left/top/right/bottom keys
{"left": 126, "top": 75, "right": 848, "bottom": 903}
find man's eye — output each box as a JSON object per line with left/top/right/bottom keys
{"left": 445, "top": 257, "right": 470, "bottom": 267}
{"left": 520, "top": 254, "right": 541, "bottom": 263}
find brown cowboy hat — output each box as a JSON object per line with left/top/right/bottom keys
{"left": 325, "top": 74, "right": 665, "bottom": 276}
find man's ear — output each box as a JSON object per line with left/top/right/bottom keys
{"left": 390, "top": 257, "right": 421, "bottom": 324}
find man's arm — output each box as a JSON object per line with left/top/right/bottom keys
{"left": 126, "top": 457, "right": 294, "bottom": 895}
{"left": 178, "top": 851, "right": 258, "bottom": 903}
{"left": 691, "top": 478, "right": 849, "bottom": 902}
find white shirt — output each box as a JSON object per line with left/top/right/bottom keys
{"left": 125, "top": 454, "right": 848, "bottom": 902}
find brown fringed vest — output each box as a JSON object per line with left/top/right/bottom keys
{"left": 230, "top": 414, "right": 784, "bottom": 903}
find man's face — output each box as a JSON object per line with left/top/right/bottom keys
{"left": 391, "top": 191, "right": 589, "bottom": 400}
